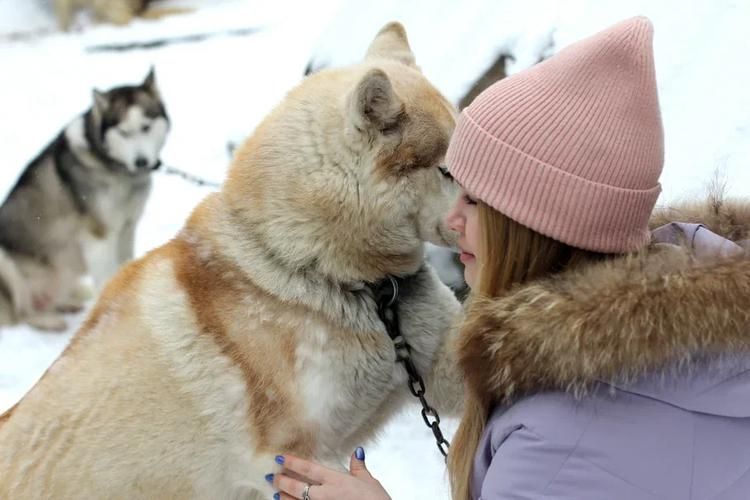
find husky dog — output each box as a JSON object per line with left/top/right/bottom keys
{"left": 0, "top": 22, "right": 463, "bottom": 498}
{"left": 0, "top": 68, "right": 169, "bottom": 331}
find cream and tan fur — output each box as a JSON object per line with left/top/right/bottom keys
{"left": 53, "top": 0, "right": 190, "bottom": 30}
{"left": 0, "top": 23, "right": 464, "bottom": 499}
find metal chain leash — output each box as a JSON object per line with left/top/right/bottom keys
{"left": 159, "top": 165, "right": 221, "bottom": 189}
{"left": 371, "top": 275, "right": 451, "bottom": 460}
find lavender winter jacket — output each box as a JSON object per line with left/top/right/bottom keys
{"left": 459, "top": 210, "right": 750, "bottom": 499}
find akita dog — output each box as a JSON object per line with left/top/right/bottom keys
{"left": 0, "top": 22, "right": 463, "bottom": 499}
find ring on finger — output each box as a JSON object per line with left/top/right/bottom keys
{"left": 302, "top": 483, "right": 311, "bottom": 500}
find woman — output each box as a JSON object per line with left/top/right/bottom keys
{"left": 268, "top": 16, "right": 750, "bottom": 499}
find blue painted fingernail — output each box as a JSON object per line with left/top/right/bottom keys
{"left": 355, "top": 446, "right": 365, "bottom": 460}
{"left": 275, "top": 455, "right": 285, "bottom": 465}
{"left": 265, "top": 473, "right": 274, "bottom": 483}
{"left": 273, "top": 494, "right": 280, "bottom": 500}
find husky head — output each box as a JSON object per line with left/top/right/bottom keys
{"left": 224, "top": 22, "right": 459, "bottom": 283}
{"left": 88, "top": 67, "right": 170, "bottom": 174}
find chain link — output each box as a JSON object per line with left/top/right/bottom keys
{"left": 372, "top": 276, "right": 451, "bottom": 460}
{"left": 160, "top": 165, "right": 221, "bottom": 188}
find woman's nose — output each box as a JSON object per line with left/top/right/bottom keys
{"left": 445, "top": 203, "right": 463, "bottom": 234}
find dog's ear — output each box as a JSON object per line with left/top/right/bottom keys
{"left": 92, "top": 89, "right": 109, "bottom": 119}
{"left": 349, "top": 68, "right": 404, "bottom": 134}
{"left": 365, "top": 22, "right": 417, "bottom": 69}
{"left": 142, "top": 66, "right": 159, "bottom": 95}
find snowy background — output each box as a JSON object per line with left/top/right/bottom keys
{"left": 1, "top": 0, "right": 749, "bottom": 498}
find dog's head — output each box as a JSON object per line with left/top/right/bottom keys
{"left": 88, "top": 67, "right": 170, "bottom": 174}
{"left": 224, "top": 22, "right": 459, "bottom": 283}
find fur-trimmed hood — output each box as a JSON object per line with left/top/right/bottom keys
{"left": 457, "top": 196, "right": 750, "bottom": 413}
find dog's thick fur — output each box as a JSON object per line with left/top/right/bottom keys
{"left": 0, "top": 23, "right": 463, "bottom": 498}
{"left": 54, "top": 0, "right": 149, "bottom": 30}
{"left": 0, "top": 69, "right": 168, "bottom": 331}
{"left": 457, "top": 195, "right": 750, "bottom": 405}
{"left": 53, "top": 0, "right": 190, "bottom": 30}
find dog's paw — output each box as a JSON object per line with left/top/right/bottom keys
{"left": 70, "top": 279, "right": 95, "bottom": 303}
{"left": 25, "top": 314, "right": 68, "bottom": 332}
{"left": 10, "top": 285, "right": 34, "bottom": 318}
{"left": 56, "top": 302, "right": 85, "bottom": 314}
{"left": 55, "top": 280, "right": 93, "bottom": 314}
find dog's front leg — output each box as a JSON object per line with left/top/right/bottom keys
{"left": 400, "top": 269, "right": 465, "bottom": 418}
{"left": 83, "top": 230, "right": 122, "bottom": 288}
{"left": 424, "top": 316, "right": 465, "bottom": 418}
{"left": 117, "top": 218, "right": 137, "bottom": 264}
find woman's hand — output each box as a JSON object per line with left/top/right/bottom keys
{"left": 269, "top": 447, "right": 391, "bottom": 500}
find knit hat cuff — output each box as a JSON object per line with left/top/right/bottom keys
{"left": 446, "top": 111, "right": 661, "bottom": 253}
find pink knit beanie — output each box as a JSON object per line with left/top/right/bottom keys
{"left": 446, "top": 16, "right": 663, "bottom": 253}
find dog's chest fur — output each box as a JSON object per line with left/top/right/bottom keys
{"left": 87, "top": 169, "right": 151, "bottom": 229}
{"left": 281, "top": 267, "right": 456, "bottom": 458}
{"left": 173, "top": 231, "right": 456, "bottom": 463}
{"left": 124, "top": 236, "right": 460, "bottom": 495}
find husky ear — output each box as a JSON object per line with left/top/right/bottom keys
{"left": 91, "top": 89, "right": 110, "bottom": 124}
{"left": 92, "top": 89, "right": 109, "bottom": 118}
{"left": 142, "top": 66, "right": 159, "bottom": 95}
{"left": 349, "top": 68, "right": 404, "bottom": 133}
{"left": 365, "top": 22, "right": 417, "bottom": 69}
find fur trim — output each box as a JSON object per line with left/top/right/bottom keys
{"left": 458, "top": 198, "right": 750, "bottom": 404}
{"left": 650, "top": 189, "right": 750, "bottom": 242}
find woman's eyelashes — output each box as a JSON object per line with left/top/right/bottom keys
{"left": 463, "top": 194, "right": 477, "bottom": 205}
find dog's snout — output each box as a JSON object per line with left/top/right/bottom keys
{"left": 135, "top": 156, "right": 148, "bottom": 169}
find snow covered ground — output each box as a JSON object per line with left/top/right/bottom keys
{"left": 1, "top": 0, "right": 749, "bottom": 498}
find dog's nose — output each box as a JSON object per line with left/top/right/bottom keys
{"left": 135, "top": 157, "right": 149, "bottom": 169}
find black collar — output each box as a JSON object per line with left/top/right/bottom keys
{"left": 367, "top": 275, "right": 401, "bottom": 313}
{"left": 366, "top": 275, "right": 409, "bottom": 358}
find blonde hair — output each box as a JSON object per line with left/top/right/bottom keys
{"left": 448, "top": 201, "right": 607, "bottom": 500}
